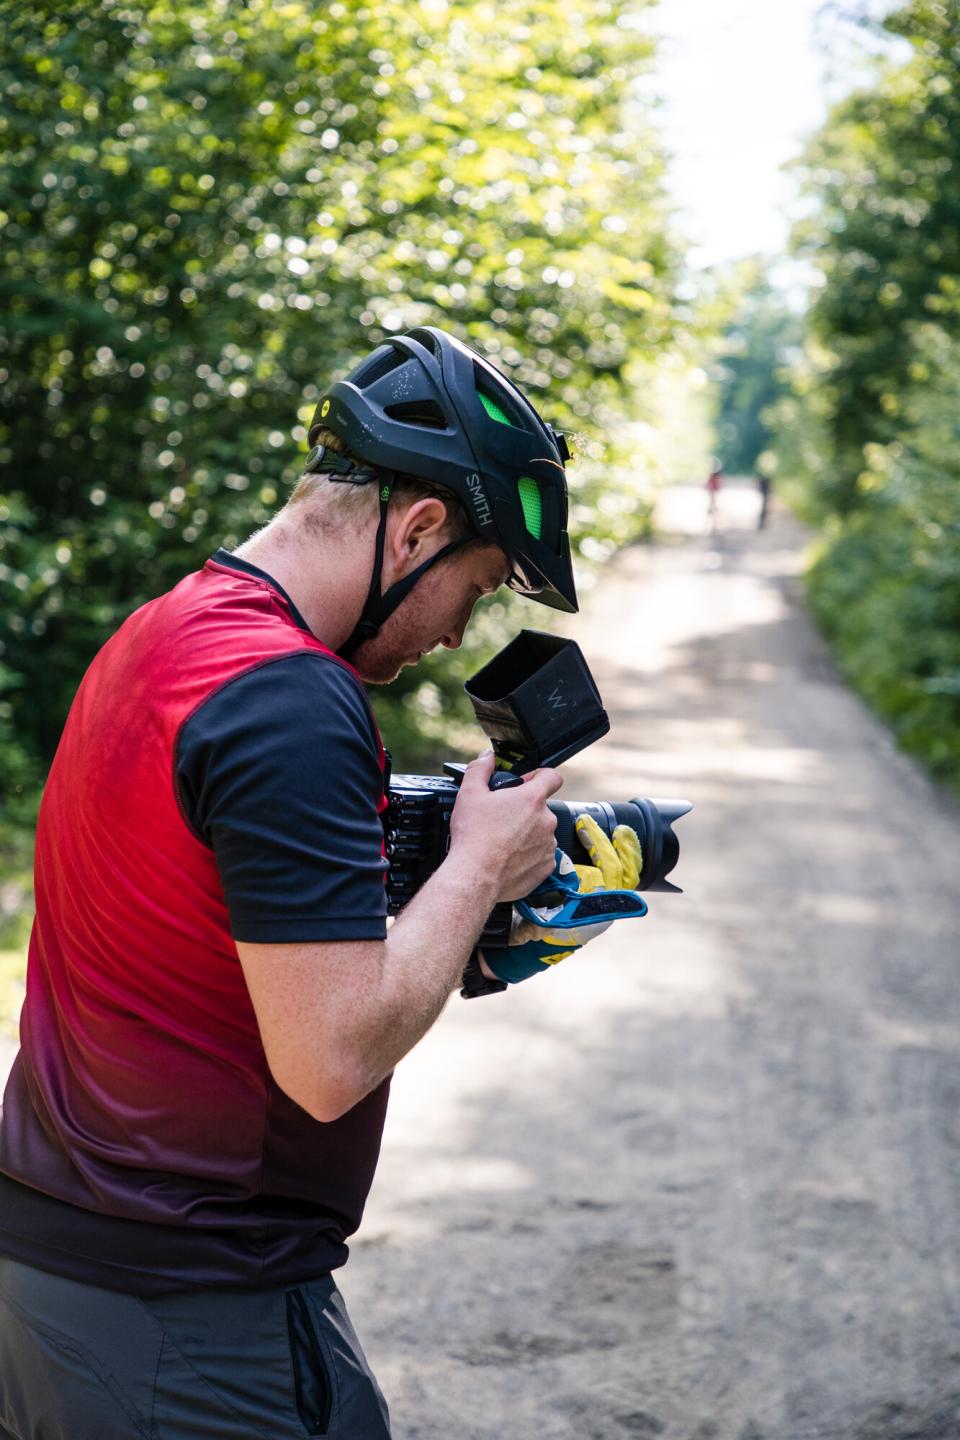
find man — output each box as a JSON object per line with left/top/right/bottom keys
{"left": 0, "top": 327, "right": 637, "bottom": 1438}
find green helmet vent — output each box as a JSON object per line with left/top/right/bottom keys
{"left": 517, "top": 476, "right": 542, "bottom": 539}
{"left": 479, "top": 390, "right": 515, "bottom": 426}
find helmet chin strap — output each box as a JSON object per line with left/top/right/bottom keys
{"left": 338, "top": 474, "right": 472, "bottom": 660}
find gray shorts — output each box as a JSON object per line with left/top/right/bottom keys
{"left": 0, "top": 1257, "right": 390, "bottom": 1439}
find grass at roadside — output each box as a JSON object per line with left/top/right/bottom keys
{"left": 0, "top": 946, "right": 27, "bottom": 1040}
{"left": 0, "top": 814, "right": 35, "bottom": 1038}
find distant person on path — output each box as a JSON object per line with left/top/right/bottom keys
{"left": 757, "top": 472, "right": 772, "bottom": 529}
{"left": 0, "top": 327, "right": 636, "bottom": 1438}
{"left": 706, "top": 463, "right": 724, "bottom": 527}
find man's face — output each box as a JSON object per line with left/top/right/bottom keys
{"left": 352, "top": 543, "right": 511, "bottom": 685}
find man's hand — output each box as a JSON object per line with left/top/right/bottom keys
{"left": 446, "top": 749, "right": 563, "bottom": 902}
{"left": 238, "top": 751, "right": 563, "bottom": 1120}
{"left": 480, "top": 816, "right": 644, "bottom": 984}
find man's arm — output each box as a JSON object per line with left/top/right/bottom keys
{"left": 236, "top": 752, "right": 562, "bottom": 1122}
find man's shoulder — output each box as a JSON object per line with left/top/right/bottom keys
{"left": 184, "top": 648, "right": 378, "bottom": 744}
{"left": 123, "top": 559, "right": 346, "bottom": 692}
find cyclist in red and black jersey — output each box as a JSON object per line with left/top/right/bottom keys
{"left": 0, "top": 330, "right": 599, "bottom": 1439}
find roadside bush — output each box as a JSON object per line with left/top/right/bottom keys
{"left": 807, "top": 324, "right": 960, "bottom": 791}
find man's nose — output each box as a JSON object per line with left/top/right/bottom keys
{"left": 440, "top": 612, "right": 472, "bottom": 649}
{"left": 441, "top": 594, "right": 481, "bottom": 649}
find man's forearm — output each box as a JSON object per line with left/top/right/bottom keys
{"left": 254, "top": 758, "right": 561, "bottom": 1121}
{"left": 341, "top": 854, "right": 500, "bottom": 1101}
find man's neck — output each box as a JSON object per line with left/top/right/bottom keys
{"left": 233, "top": 515, "right": 368, "bottom": 652}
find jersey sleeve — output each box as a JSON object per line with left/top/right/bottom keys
{"left": 175, "top": 651, "right": 388, "bottom": 943}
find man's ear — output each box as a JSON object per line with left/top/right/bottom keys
{"left": 389, "top": 496, "right": 450, "bottom": 565}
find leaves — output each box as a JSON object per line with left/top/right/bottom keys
{"left": 773, "top": 3, "right": 960, "bottom": 790}
{"left": 710, "top": 264, "right": 802, "bottom": 478}
{"left": 0, "top": 0, "right": 681, "bottom": 775}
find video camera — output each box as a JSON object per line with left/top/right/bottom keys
{"left": 384, "top": 630, "right": 690, "bottom": 948}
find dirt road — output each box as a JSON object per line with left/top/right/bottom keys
{"left": 345, "top": 483, "right": 960, "bottom": 1439}
{"left": 4, "top": 484, "right": 960, "bottom": 1437}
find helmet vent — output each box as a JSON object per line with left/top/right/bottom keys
{"left": 384, "top": 400, "right": 448, "bottom": 430}
{"left": 517, "top": 477, "right": 543, "bottom": 539}
{"left": 475, "top": 365, "right": 525, "bottom": 429}
{"left": 352, "top": 348, "right": 405, "bottom": 389}
{"left": 407, "top": 327, "right": 441, "bottom": 356}
{"left": 479, "top": 390, "right": 513, "bottom": 426}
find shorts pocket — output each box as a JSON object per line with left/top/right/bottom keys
{"left": 285, "top": 1288, "right": 333, "bottom": 1436}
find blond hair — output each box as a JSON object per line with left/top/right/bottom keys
{"left": 289, "top": 429, "right": 474, "bottom": 542}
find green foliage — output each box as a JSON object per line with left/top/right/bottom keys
{"left": 771, "top": 1, "right": 960, "bottom": 793}
{"left": 709, "top": 264, "right": 802, "bottom": 477}
{"left": 0, "top": 0, "right": 679, "bottom": 789}
{"left": 787, "top": 0, "right": 960, "bottom": 515}
{"left": 0, "top": 742, "right": 36, "bottom": 1036}
{"left": 807, "top": 322, "right": 960, "bottom": 789}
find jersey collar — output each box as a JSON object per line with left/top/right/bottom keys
{"left": 209, "top": 549, "right": 313, "bottom": 635}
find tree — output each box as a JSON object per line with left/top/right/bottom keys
{"left": 0, "top": 0, "right": 681, "bottom": 777}
{"left": 775, "top": 0, "right": 960, "bottom": 790}
{"left": 788, "top": 0, "right": 960, "bottom": 513}
{"left": 710, "top": 265, "right": 802, "bottom": 477}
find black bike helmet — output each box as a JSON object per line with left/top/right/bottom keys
{"left": 304, "top": 327, "right": 578, "bottom": 656}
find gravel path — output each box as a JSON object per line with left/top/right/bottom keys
{"left": 345, "top": 483, "right": 960, "bottom": 1439}
{"left": 4, "top": 485, "right": 960, "bottom": 1438}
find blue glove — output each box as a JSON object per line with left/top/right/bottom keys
{"left": 481, "top": 818, "right": 646, "bottom": 985}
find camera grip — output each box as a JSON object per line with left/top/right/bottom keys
{"left": 489, "top": 771, "right": 524, "bottom": 791}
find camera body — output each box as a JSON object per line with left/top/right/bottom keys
{"left": 383, "top": 631, "right": 690, "bottom": 945}
{"left": 385, "top": 768, "right": 515, "bottom": 944}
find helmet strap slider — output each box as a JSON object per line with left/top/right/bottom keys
{"left": 306, "top": 445, "right": 380, "bottom": 485}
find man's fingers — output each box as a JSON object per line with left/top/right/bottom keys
{"left": 612, "top": 825, "right": 642, "bottom": 890}
{"left": 522, "top": 766, "right": 564, "bottom": 799}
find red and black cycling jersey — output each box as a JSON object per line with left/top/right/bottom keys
{"left": 0, "top": 551, "right": 391, "bottom": 1294}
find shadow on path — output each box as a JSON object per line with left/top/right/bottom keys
{"left": 3, "top": 495, "right": 959, "bottom": 1439}
{"left": 345, "top": 496, "right": 960, "bottom": 1439}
